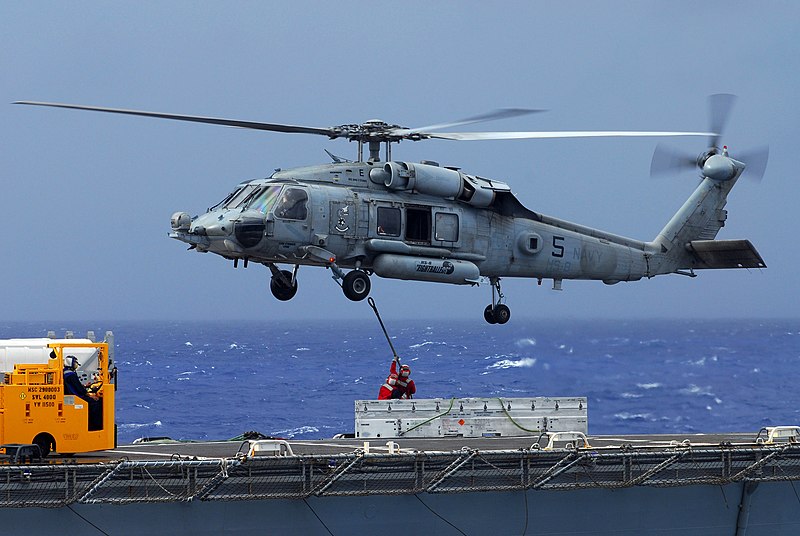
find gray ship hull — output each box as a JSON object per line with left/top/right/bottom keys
{"left": 3, "top": 482, "right": 799, "bottom": 535}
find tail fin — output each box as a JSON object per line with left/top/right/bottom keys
{"left": 646, "top": 171, "right": 765, "bottom": 275}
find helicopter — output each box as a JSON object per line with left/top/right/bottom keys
{"left": 15, "top": 95, "right": 767, "bottom": 324}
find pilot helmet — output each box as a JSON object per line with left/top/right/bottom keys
{"left": 64, "top": 355, "right": 80, "bottom": 369}
{"left": 400, "top": 364, "right": 411, "bottom": 377}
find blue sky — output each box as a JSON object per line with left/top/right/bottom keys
{"left": 1, "top": 1, "right": 797, "bottom": 321}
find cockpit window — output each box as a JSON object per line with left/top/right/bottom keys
{"left": 246, "top": 185, "right": 283, "bottom": 214}
{"left": 225, "top": 184, "right": 260, "bottom": 209}
{"left": 275, "top": 188, "right": 308, "bottom": 220}
{"left": 210, "top": 187, "right": 244, "bottom": 211}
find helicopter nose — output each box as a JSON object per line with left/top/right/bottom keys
{"left": 190, "top": 213, "right": 231, "bottom": 237}
{"left": 170, "top": 212, "right": 191, "bottom": 231}
{"left": 202, "top": 222, "right": 231, "bottom": 237}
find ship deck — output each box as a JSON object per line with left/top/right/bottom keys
{"left": 84, "top": 431, "right": 760, "bottom": 462}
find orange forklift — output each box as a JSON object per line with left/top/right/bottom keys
{"left": 0, "top": 332, "right": 116, "bottom": 457}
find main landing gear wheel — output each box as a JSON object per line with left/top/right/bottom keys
{"left": 484, "top": 304, "right": 511, "bottom": 324}
{"left": 484, "top": 277, "right": 511, "bottom": 324}
{"left": 484, "top": 305, "right": 497, "bottom": 324}
{"left": 342, "top": 270, "right": 371, "bottom": 301}
{"left": 270, "top": 269, "right": 298, "bottom": 301}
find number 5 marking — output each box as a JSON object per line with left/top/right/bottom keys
{"left": 552, "top": 236, "right": 565, "bottom": 258}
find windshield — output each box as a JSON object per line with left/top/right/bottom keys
{"left": 209, "top": 186, "right": 244, "bottom": 211}
{"left": 225, "top": 184, "right": 260, "bottom": 209}
{"left": 245, "top": 185, "right": 283, "bottom": 214}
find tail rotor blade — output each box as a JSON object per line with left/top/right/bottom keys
{"left": 650, "top": 143, "right": 697, "bottom": 177}
{"left": 708, "top": 93, "right": 737, "bottom": 148}
{"left": 737, "top": 145, "right": 770, "bottom": 182}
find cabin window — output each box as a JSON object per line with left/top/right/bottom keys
{"left": 246, "top": 185, "right": 282, "bottom": 214}
{"left": 435, "top": 213, "right": 459, "bottom": 242}
{"left": 405, "top": 206, "right": 431, "bottom": 242}
{"left": 275, "top": 188, "right": 308, "bottom": 220}
{"left": 376, "top": 207, "right": 401, "bottom": 237}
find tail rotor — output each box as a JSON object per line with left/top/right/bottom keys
{"left": 650, "top": 94, "right": 768, "bottom": 182}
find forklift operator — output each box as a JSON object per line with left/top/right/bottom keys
{"left": 63, "top": 356, "right": 98, "bottom": 403}
{"left": 64, "top": 355, "right": 103, "bottom": 431}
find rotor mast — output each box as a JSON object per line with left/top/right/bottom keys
{"left": 353, "top": 119, "right": 400, "bottom": 162}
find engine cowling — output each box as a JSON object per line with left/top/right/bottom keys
{"left": 375, "top": 161, "right": 497, "bottom": 208}
{"left": 383, "top": 161, "right": 463, "bottom": 198}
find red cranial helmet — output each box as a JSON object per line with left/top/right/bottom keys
{"left": 400, "top": 364, "right": 411, "bottom": 377}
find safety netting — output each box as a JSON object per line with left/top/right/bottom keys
{"left": 2, "top": 444, "right": 800, "bottom": 508}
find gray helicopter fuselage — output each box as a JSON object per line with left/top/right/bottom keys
{"left": 170, "top": 160, "right": 655, "bottom": 286}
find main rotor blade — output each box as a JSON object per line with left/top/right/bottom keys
{"left": 398, "top": 108, "right": 545, "bottom": 135}
{"left": 14, "top": 101, "right": 336, "bottom": 136}
{"left": 427, "top": 130, "right": 717, "bottom": 141}
{"left": 708, "top": 93, "right": 736, "bottom": 148}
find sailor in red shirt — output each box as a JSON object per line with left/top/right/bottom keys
{"left": 387, "top": 355, "right": 415, "bottom": 399}
{"left": 395, "top": 362, "right": 416, "bottom": 399}
{"left": 378, "top": 373, "right": 400, "bottom": 400}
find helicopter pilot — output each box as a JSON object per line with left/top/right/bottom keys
{"left": 275, "top": 188, "right": 308, "bottom": 220}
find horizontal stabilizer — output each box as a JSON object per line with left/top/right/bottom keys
{"left": 687, "top": 240, "right": 766, "bottom": 269}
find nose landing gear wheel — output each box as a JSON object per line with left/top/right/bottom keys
{"left": 342, "top": 270, "right": 371, "bottom": 301}
{"left": 270, "top": 269, "right": 298, "bottom": 301}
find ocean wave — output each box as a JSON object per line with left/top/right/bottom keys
{"left": 487, "top": 358, "right": 536, "bottom": 370}
{"left": 409, "top": 341, "right": 440, "bottom": 349}
{"left": 184, "top": 341, "right": 193, "bottom": 347}
{"left": 638, "top": 339, "right": 668, "bottom": 347}
{"left": 120, "top": 420, "right": 162, "bottom": 430}
{"left": 409, "top": 340, "right": 466, "bottom": 350}
{"left": 614, "top": 412, "right": 652, "bottom": 421}
{"left": 679, "top": 384, "right": 715, "bottom": 397}
{"left": 515, "top": 338, "right": 537, "bottom": 348}
{"left": 273, "top": 425, "right": 319, "bottom": 438}
{"left": 620, "top": 392, "right": 643, "bottom": 399}
{"left": 636, "top": 383, "right": 662, "bottom": 390}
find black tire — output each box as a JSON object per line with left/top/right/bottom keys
{"left": 32, "top": 433, "right": 54, "bottom": 458}
{"left": 342, "top": 271, "right": 371, "bottom": 301}
{"left": 493, "top": 304, "right": 511, "bottom": 324}
{"left": 484, "top": 305, "right": 497, "bottom": 324}
{"left": 270, "top": 269, "right": 298, "bottom": 301}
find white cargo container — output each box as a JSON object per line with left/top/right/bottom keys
{"left": 355, "top": 396, "right": 587, "bottom": 438}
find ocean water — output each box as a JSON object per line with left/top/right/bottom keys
{"left": 1, "top": 319, "right": 798, "bottom": 443}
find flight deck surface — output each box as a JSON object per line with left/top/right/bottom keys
{"left": 71, "top": 431, "right": 761, "bottom": 462}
